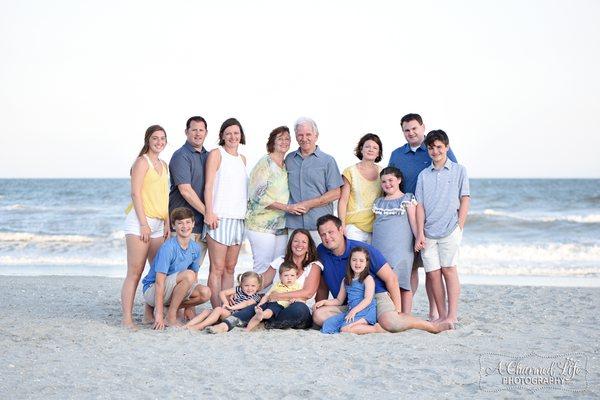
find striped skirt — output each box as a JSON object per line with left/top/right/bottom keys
{"left": 203, "top": 218, "right": 245, "bottom": 246}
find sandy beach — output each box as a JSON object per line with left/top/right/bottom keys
{"left": 1, "top": 276, "right": 598, "bottom": 399}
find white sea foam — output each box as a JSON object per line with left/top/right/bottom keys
{"left": 481, "top": 209, "right": 600, "bottom": 224}
{"left": 0, "top": 255, "right": 124, "bottom": 266}
{"left": 0, "top": 232, "right": 94, "bottom": 243}
{"left": 461, "top": 243, "right": 600, "bottom": 276}
{"left": 0, "top": 204, "right": 26, "bottom": 210}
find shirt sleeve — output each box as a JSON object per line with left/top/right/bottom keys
{"left": 414, "top": 172, "right": 424, "bottom": 203}
{"left": 270, "top": 256, "right": 284, "bottom": 271}
{"left": 325, "top": 156, "right": 344, "bottom": 191}
{"left": 153, "top": 243, "right": 174, "bottom": 275}
{"left": 169, "top": 151, "right": 193, "bottom": 186}
{"left": 367, "top": 245, "right": 387, "bottom": 274}
{"left": 342, "top": 166, "right": 352, "bottom": 183}
{"left": 310, "top": 260, "right": 324, "bottom": 271}
{"left": 458, "top": 165, "right": 470, "bottom": 197}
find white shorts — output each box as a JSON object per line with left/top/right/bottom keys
{"left": 422, "top": 225, "right": 463, "bottom": 273}
{"left": 124, "top": 211, "right": 164, "bottom": 239}
{"left": 345, "top": 224, "right": 372, "bottom": 244}
{"left": 143, "top": 271, "right": 198, "bottom": 307}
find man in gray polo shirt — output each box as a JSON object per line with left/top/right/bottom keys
{"left": 415, "top": 130, "right": 470, "bottom": 325}
{"left": 168, "top": 116, "right": 210, "bottom": 266}
{"left": 285, "top": 117, "right": 343, "bottom": 245}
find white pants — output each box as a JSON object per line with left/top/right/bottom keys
{"left": 246, "top": 230, "right": 288, "bottom": 274}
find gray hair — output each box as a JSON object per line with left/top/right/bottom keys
{"left": 294, "top": 117, "right": 319, "bottom": 135}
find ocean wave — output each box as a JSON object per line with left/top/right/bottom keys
{"left": 463, "top": 243, "right": 600, "bottom": 263}
{"left": 0, "top": 204, "right": 26, "bottom": 211}
{"left": 0, "top": 255, "right": 124, "bottom": 266}
{"left": 477, "top": 209, "right": 600, "bottom": 224}
{"left": 0, "top": 232, "right": 94, "bottom": 243}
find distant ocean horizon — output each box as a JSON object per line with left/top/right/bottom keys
{"left": 1, "top": 178, "right": 599, "bottom": 287}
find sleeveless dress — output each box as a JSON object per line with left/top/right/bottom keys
{"left": 372, "top": 193, "right": 417, "bottom": 291}
{"left": 321, "top": 278, "right": 377, "bottom": 334}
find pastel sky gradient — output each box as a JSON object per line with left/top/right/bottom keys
{"left": 1, "top": 0, "right": 599, "bottom": 178}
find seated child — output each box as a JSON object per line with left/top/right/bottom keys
{"left": 245, "top": 262, "right": 302, "bottom": 332}
{"left": 185, "top": 271, "right": 262, "bottom": 331}
{"left": 315, "top": 247, "right": 381, "bottom": 334}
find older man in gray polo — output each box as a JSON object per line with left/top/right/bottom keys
{"left": 285, "top": 117, "right": 343, "bottom": 245}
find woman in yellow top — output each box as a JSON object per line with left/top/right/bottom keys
{"left": 121, "top": 125, "right": 169, "bottom": 329}
{"left": 338, "top": 133, "right": 383, "bottom": 244}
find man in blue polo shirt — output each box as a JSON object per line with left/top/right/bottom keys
{"left": 388, "top": 113, "right": 457, "bottom": 320}
{"left": 312, "top": 214, "right": 453, "bottom": 334}
{"left": 285, "top": 117, "right": 344, "bottom": 245}
{"left": 169, "top": 116, "right": 209, "bottom": 264}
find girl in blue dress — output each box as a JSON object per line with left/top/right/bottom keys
{"left": 316, "top": 247, "right": 381, "bottom": 334}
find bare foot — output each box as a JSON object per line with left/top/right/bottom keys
{"left": 441, "top": 316, "right": 458, "bottom": 324}
{"left": 254, "top": 307, "right": 264, "bottom": 321}
{"left": 122, "top": 320, "right": 139, "bottom": 331}
{"left": 207, "top": 324, "right": 228, "bottom": 334}
{"left": 433, "top": 321, "right": 454, "bottom": 333}
{"left": 143, "top": 304, "right": 155, "bottom": 325}
{"left": 428, "top": 313, "right": 439, "bottom": 322}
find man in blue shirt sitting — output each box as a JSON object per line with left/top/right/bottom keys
{"left": 142, "top": 207, "right": 211, "bottom": 329}
{"left": 312, "top": 214, "right": 452, "bottom": 334}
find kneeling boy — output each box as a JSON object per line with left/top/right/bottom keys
{"left": 415, "top": 130, "right": 470, "bottom": 324}
{"left": 142, "top": 207, "right": 211, "bottom": 329}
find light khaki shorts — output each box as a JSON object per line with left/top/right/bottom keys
{"left": 143, "top": 271, "right": 197, "bottom": 307}
{"left": 421, "top": 225, "right": 463, "bottom": 273}
{"left": 327, "top": 292, "right": 395, "bottom": 320}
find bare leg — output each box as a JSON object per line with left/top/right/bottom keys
{"left": 341, "top": 318, "right": 386, "bottom": 335}
{"left": 378, "top": 311, "right": 453, "bottom": 334}
{"left": 121, "top": 235, "right": 150, "bottom": 329}
{"left": 165, "top": 270, "right": 194, "bottom": 326}
{"left": 187, "top": 307, "right": 231, "bottom": 331}
{"left": 206, "top": 236, "right": 227, "bottom": 308}
{"left": 246, "top": 308, "right": 273, "bottom": 331}
{"left": 441, "top": 267, "right": 460, "bottom": 323}
{"left": 223, "top": 244, "right": 241, "bottom": 293}
{"left": 425, "top": 273, "right": 442, "bottom": 320}
{"left": 400, "top": 289, "right": 413, "bottom": 315}
{"left": 181, "top": 284, "right": 211, "bottom": 320}
{"left": 426, "top": 270, "right": 447, "bottom": 321}
{"left": 313, "top": 306, "right": 344, "bottom": 327}
{"left": 143, "top": 304, "right": 155, "bottom": 324}
{"left": 185, "top": 309, "right": 211, "bottom": 329}
{"left": 410, "top": 266, "right": 419, "bottom": 294}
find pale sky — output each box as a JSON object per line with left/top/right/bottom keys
{"left": 1, "top": 0, "right": 599, "bottom": 178}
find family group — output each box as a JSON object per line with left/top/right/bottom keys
{"left": 121, "top": 113, "right": 470, "bottom": 335}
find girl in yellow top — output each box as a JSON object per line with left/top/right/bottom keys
{"left": 121, "top": 125, "right": 169, "bottom": 329}
{"left": 338, "top": 133, "right": 383, "bottom": 244}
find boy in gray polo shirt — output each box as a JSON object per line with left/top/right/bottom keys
{"left": 415, "top": 130, "right": 470, "bottom": 325}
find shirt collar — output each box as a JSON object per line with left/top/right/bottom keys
{"left": 293, "top": 145, "right": 322, "bottom": 158}
{"left": 402, "top": 142, "right": 427, "bottom": 154}
{"left": 429, "top": 157, "right": 453, "bottom": 171}
{"left": 184, "top": 141, "right": 207, "bottom": 154}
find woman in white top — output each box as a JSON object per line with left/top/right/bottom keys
{"left": 203, "top": 118, "right": 248, "bottom": 308}
{"left": 260, "top": 228, "right": 323, "bottom": 329}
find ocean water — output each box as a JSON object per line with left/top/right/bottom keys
{"left": 0, "top": 179, "right": 599, "bottom": 286}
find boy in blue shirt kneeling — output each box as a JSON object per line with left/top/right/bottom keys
{"left": 142, "top": 207, "right": 211, "bottom": 329}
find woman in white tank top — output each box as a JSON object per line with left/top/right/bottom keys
{"left": 203, "top": 118, "right": 248, "bottom": 308}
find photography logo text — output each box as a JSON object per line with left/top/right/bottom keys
{"left": 479, "top": 352, "right": 588, "bottom": 393}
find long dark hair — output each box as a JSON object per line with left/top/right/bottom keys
{"left": 284, "top": 229, "right": 318, "bottom": 270}
{"left": 344, "top": 247, "right": 371, "bottom": 285}
{"left": 138, "top": 125, "right": 166, "bottom": 157}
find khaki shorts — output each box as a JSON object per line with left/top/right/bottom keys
{"left": 143, "top": 271, "right": 197, "bottom": 307}
{"left": 422, "top": 226, "right": 463, "bottom": 273}
{"left": 327, "top": 292, "right": 395, "bottom": 319}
